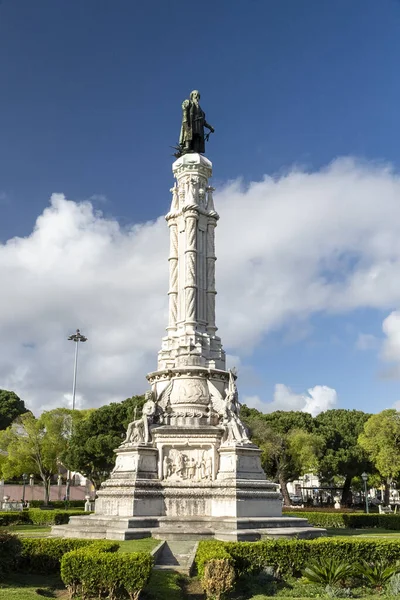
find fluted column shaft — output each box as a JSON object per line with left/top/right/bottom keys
{"left": 184, "top": 211, "right": 198, "bottom": 331}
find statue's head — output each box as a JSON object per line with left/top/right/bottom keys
{"left": 190, "top": 90, "right": 201, "bottom": 103}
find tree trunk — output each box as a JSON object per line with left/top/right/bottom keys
{"left": 278, "top": 473, "right": 291, "bottom": 506}
{"left": 384, "top": 480, "right": 390, "bottom": 506}
{"left": 341, "top": 475, "right": 352, "bottom": 506}
{"left": 43, "top": 477, "right": 51, "bottom": 505}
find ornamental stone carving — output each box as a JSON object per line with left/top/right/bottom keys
{"left": 162, "top": 447, "right": 214, "bottom": 481}
{"left": 121, "top": 391, "right": 158, "bottom": 446}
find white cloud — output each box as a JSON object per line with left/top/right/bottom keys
{"left": 243, "top": 384, "right": 338, "bottom": 416}
{"left": 3, "top": 157, "right": 400, "bottom": 412}
{"left": 381, "top": 312, "right": 400, "bottom": 378}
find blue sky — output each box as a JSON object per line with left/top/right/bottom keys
{"left": 1, "top": 0, "right": 400, "bottom": 414}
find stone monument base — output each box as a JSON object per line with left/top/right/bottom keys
{"left": 52, "top": 512, "right": 325, "bottom": 541}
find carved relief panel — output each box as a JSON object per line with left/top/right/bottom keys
{"left": 161, "top": 446, "right": 215, "bottom": 481}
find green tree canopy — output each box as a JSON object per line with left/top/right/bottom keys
{"left": 63, "top": 395, "right": 145, "bottom": 489}
{"left": 241, "top": 408, "right": 322, "bottom": 505}
{"left": 358, "top": 409, "right": 400, "bottom": 503}
{"left": 0, "top": 389, "right": 28, "bottom": 430}
{"left": 314, "top": 409, "right": 371, "bottom": 505}
{"left": 0, "top": 408, "right": 78, "bottom": 504}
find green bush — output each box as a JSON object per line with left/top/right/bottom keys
{"left": 196, "top": 538, "right": 400, "bottom": 579}
{"left": 303, "top": 557, "right": 355, "bottom": 586}
{"left": 18, "top": 538, "right": 119, "bottom": 573}
{"left": 285, "top": 511, "right": 400, "bottom": 529}
{"left": 0, "top": 511, "right": 30, "bottom": 526}
{"left": 0, "top": 531, "right": 22, "bottom": 579}
{"left": 195, "top": 540, "right": 233, "bottom": 578}
{"left": 61, "top": 548, "right": 153, "bottom": 600}
{"left": 357, "top": 559, "right": 400, "bottom": 589}
{"left": 26, "top": 508, "right": 87, "bottom": 525}
{"left": 0, "top": 508, "right": 88, "bottom": 526}
{"left": 202, "top": 558, "right": 235, "bottom": 600}
{"left": 29, "top": 500, "right": 85, "bottom": 509}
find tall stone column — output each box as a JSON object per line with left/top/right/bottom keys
{"left": 184, "top": 209, "right": 198, "bottom": 332}
{"left": 206, "top": 220, "right": 217, "bottom": 337}
{"left": 167, "top": 219, "right": 178, "bottom": 333}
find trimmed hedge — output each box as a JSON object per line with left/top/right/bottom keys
{"left": 29, "top": 500, "right": 85, "bottom": 509}
{"left": 0, "top": 511, "right": 30, "bottom": 526}
{"left": 18, "top": 538, "right": 119, "bottom": 573}
{"left": 285, "top": 511, "right": 400, "bottom": 529}
{"left": 27, "top": 508, "right": 87, "bottom": 525}
{"left": 0, "top": 532, "right": 22, "bottom": 579}
{"left": 0, "top": 509, "right": 87, "bottom": 526}
{"left": 196, "top": 538, "right": 400, "bottom": 578}
{"left": 61, "top": 548, "right": 153, "bottom": 600}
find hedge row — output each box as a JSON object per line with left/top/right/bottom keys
{"left": 196, "top": 538, "right": 400, "bottom": 578}
{"left": 61, "top": 548, "right": 153, "bottom": 600}
{"left": 29, "top": 500, "right": 85, "bottom": 509}
{"left": 0, "top": 509, "right": 87, "bottom": 526}
{"left": 0, "top": 534, "right": 119, "bottom": 577}
{"left": 285, "top": 511, "right": 400, "bottom": 529}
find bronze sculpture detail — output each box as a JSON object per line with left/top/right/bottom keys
{"left": 176, "top": 90, "right": 214, "bottom": 157}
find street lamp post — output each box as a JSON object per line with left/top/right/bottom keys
{"left": 68, "top": 329, "right": 88, "bottom": 411}
{"left": 22, "top": 473, "right": 27, "bottom": 504}
{"left": 66, "top": 329, "right": 88, "bottom": 503}
{"left": 361, "top": 472, "right": 369, "bottom": 514}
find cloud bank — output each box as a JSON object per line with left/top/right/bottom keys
{"left": 244, "top": 384, "right": 338, "bottom": 417}
{"left": 2, "top": 158, "right": 400, "bottom": 413}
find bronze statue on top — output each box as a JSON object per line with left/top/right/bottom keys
{"left": 175, "top": 90, "right": 214, "bottom": 157}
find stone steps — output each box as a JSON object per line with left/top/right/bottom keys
{"left": 51, "top": 514, "right": 326, "bottom": 541}
{"left": 216, "top": 526, "right": 326, "bottom": 542}
{"left": 154, "top": 541, "right": 198, "bottom": 575}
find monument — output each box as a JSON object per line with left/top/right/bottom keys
{"left": 54, "top": 91, "right": 322, "bottom": 541}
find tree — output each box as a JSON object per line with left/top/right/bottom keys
{"left": 0, "top": 408, "right": 76, "bottom": 504}
{"left": 314, "top": 409, "right": 371, "bottom": 505}
{"left": 358, "top": 409, "right": 400, "bottom": 504}
{"left": 63, "top": 395, "right": 145, "bottom": 489}
{"left": 0, "top": 389, "right": 28, "bottom": 430}
{"left": 241, "top": 408, "right": 322, "bottom": 505}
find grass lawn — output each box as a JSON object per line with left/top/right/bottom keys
{"left": 0, "top": 525, "right": 51, "bottom": 537}
{"left": 0, "top": 573, "right": 67, "bottom": 599}
{"left": 118, "top": 537, "right": 160, "bottom": 552}
{"left": 326, "top": 527, "right": 400, "bottom": 538}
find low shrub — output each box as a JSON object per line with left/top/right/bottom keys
{"left": 0, "top": 531, "right": 22, "bottom": 579}
{"left": 196, "top": 538, "right": 400, "bottom": 579}
{"left": 303, "top": 557, "right": 355, "bottom": 586}
{"left": 18, "top": 538, "right": 119, "bottom": 573}
{"left": 285, "top": 511, "right": 400, "bottom": 529}
{"left": 0, "top": 508, "right": 87, "bottom": 526}
{"left": 195, "top": 540, "right": 233, "bottom": 578}
{"left": 357, "top": 559, "right": 400, "bottom": 589}
{"left": 0, "top": 511, "right": 30, "bottom": 526}
{"left": 202, "top": 558, "right": 235, "bottom": 600}
{"left": 388, "top": 572, "right": 400, "bottom": 596}
{"left": 27, "top": 508, "right": 87, "bottom": 525}
{"left": 61, "top": 548, "right": 153, "bottom": 600}
{"left": 29, "top": 500, "right": 85, "bottom": 509}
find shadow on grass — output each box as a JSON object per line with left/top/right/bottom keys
{"left": 0, "top": 573, "right": 66, "bottom": 599}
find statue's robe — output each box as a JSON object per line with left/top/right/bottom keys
{"left": 179, "top": 100, "right": 210, "bottom": 154}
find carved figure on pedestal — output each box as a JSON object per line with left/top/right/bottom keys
{"left": 221, "top": 370, "right": 251, "bottom": 445}
{"left": 205, "top": 455, "right": 213, "bottom": 480}
{"left": 163, "top": 456, "right": 173, "bottom": 479}
{"left": 122, "top": 391, "right": 157, "bottom": 446}
{"left": 187, "top": 458, "right": 197, "bottom": 480}
{"left": 177, "top": 90, "right": 214, "bottom": 156}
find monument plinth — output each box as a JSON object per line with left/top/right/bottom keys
{"left": 54, "top": 91, "right": 324, "bottom": 541}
